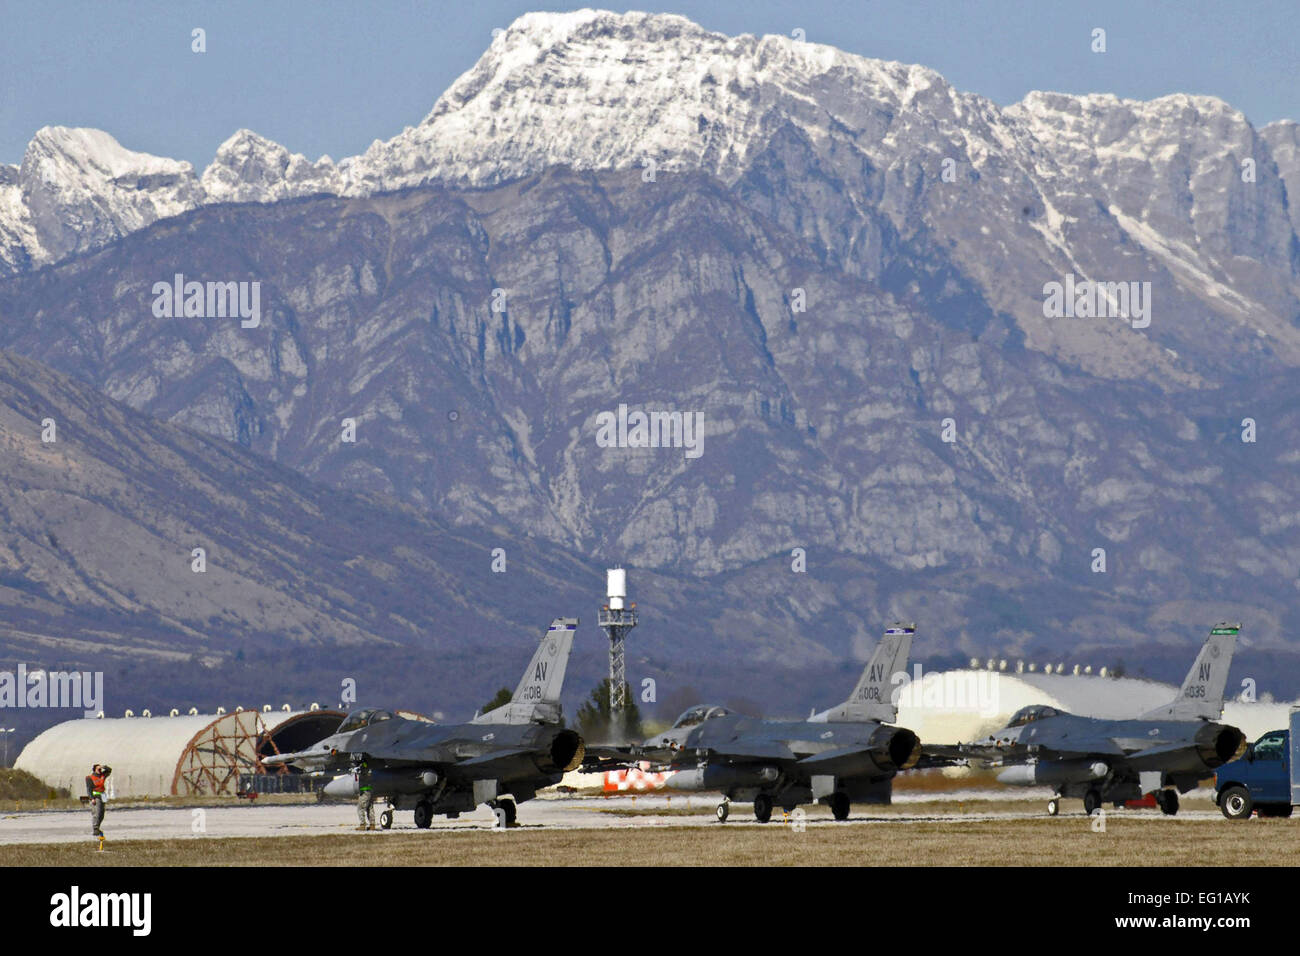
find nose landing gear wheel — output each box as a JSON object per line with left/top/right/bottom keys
{"left": 379, "top": 809, "right": 393, "bottom": 830}
{"left": 715, "top": 801, "right": 729, "bottom": 823}
{"left": 828, "top": 792, "right": 851, "bottom": 821}
{"left": 1047, "top": 798, "right": 1060, "bottom": 816}
{"left": 753, "top": 793, "right": 773, "bottom": 823}
{"left": 1083, "top": 789, "right": 1102, "bottom": 815}
{"left": 413, "top": 800, "right": 433, "bottom": 829}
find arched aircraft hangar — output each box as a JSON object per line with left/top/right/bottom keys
{"left": 15, "top": 707, "right": 344, "bottom": 797}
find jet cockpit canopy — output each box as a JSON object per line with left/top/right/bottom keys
{"left": 337, "top": 708, "right": 395, "bottom": 734}
{"left": 1006, "top": 705, "right": 1060, "bottom": 728}
{"left": 671, "top": 705, "right": 732, "bottom": 729}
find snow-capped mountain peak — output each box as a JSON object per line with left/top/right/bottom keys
{"left": 1, "top": 9, "right": 1298, "bottom": 382}
{"left": 201, "top": 129, "right": 341, "bottom": 204}
{"left": 14, "top": 126, "right": 200, "bottom": 266}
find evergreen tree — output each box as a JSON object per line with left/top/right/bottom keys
{"left": 479, "top": 686, "right": 512, "bottom": 714}
{"left": 576, "top": 678, "right": 642, "bottom": 741}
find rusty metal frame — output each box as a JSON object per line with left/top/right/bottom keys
{"left": 172, "top": 711, "right": 268, "bottom": 796}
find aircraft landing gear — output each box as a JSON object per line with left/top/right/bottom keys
{"left": 1083, "top": 789, "right": 1102, "bottom": 815}
{"left": 828, "top": 792, "right": 851, "bottom": 821}
{"left": 715, "top": 801, "right": 730, "bottom": 823}
{"left": 753, "top": 792, "right": 773, "bottom": 823}
{"left": 1155, "top": 790, "right": 1179, "bottom": 816}
{"left": 379, "top": 809, "right": 393, "bottom": 830}
{"left": 1047, "top": 798, "right": 1060, "bottom": 816}
{"left": 413, "top": 800, "right": 433, "bottom": 829}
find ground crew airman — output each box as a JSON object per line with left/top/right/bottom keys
{"left": 85, "top": 763, "right": 111, "bottom": 837}
{"left": 355, "top": 760, "right": 375, "bottom": 830}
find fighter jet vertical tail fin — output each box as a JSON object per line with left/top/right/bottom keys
{"left": 820, "top": 623, "right": 914, "bottom": 723}
{"left": 1139, "top": 623, "right": 1239, "bottom": 721}
{"left": 472, "top": 617, "right": 577, "bottom": 726}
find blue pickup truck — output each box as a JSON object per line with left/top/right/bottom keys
{"left": 1214, "top": 709, "right": 1300, "bottom": 819}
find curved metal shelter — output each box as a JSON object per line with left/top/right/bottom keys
{"left": 16, "top": 708, "right": 344, "bottom": 797}
{"left": 895, "top": 669, "right": 1292, "bottom": 743}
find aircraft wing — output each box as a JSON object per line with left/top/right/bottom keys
{"left": 1123, "top": 741, "right": 1199, "bottom": 770}
{"left": 580, "top": 744, "right": 642, "bottom": 770}
{"left": 707, "top": 740, "right": 796, "bottom": 762}
{"left": 959, "top": 738, "right": 1126, "bottom": 763}
{"left": 456, "top": 748, "right": 532, "bottom": 767}
{"left": 795, "top": 746, "right": 875, "bottom": 774}
{"left": 956, "top": 741, "right": 1031, "bottom": 763}
{"left": 921, "top": 743, "right": 973, "bottom": 763}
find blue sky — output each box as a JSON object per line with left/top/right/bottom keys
{"left": 2, "top": 0, "right": 1297, "bottom": 168}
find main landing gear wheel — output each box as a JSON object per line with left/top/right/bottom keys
{"left": 753, "top": 793, "right": 773, "bottom": 823}
{"left": 1083, "top": 789, "right": 1102, "bottom": 815}
{"left": 1219, "top": 786, "right": 1252, "bottom": 820}
{"left": 1155, "top": 790, "right": 1179, "bottom": 816}
{"left": 413, "top": 801, "right": 433, "bottom": 829}
{"left": 715, "top": 802, "right": 729, "bottom": 823}
{"left": 379, "top": 809, "right": 393, "bottom": 830}
{"left": 829, "top": 792, "right": 851, "bottom": 821}
{"left": 1047, "top": 798, "right": 1060, "bottom": 816}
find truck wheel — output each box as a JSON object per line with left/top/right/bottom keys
{"left": 1219, "top": 786, "right": 1252, "bottom": 820}
{"left": 753, "top": 793, "right": 773, "bottom": 823}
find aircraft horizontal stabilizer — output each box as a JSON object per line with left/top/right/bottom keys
{"left": 458, "top": 748, "right": 531, "bottom": 767}
{"left": 714, "top": 740, "right": 796, "bottom": 762}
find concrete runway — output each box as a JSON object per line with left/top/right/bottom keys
{"left": 0, "top": 790, "right": 1224, "bottom": 845}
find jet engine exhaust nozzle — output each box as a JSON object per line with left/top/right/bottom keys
{"left": 1195, "top": 723, "right": 1246, "bottom": 769}
{"left": 548, "top": 729, "right": 585, "bottom": 774}
{"left": 870, "top": 726, "right": 921, "bottom": 771}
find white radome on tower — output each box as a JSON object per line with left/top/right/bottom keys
{"left": 607, "top": 567, "right": 627, "bottom": 610}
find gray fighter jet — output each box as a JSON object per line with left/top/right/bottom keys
{"left": 263, "top": 617, "right": 584, "bottom": 828}
{"left": 642, "top": 624, "right": 921, "bottom": 823}
{"left": 967, "top": 623, "right": 1247, "bottom": 816}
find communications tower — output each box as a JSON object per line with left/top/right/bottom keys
{"left": 598, "top": 567, "right": 638, "bottom": 720}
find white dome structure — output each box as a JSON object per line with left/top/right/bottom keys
{"left": 16, "top": 708, "right": 344, "bottom": 797}
{"left": 895, "top": 669, "right": 1292, "bottom": 744}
